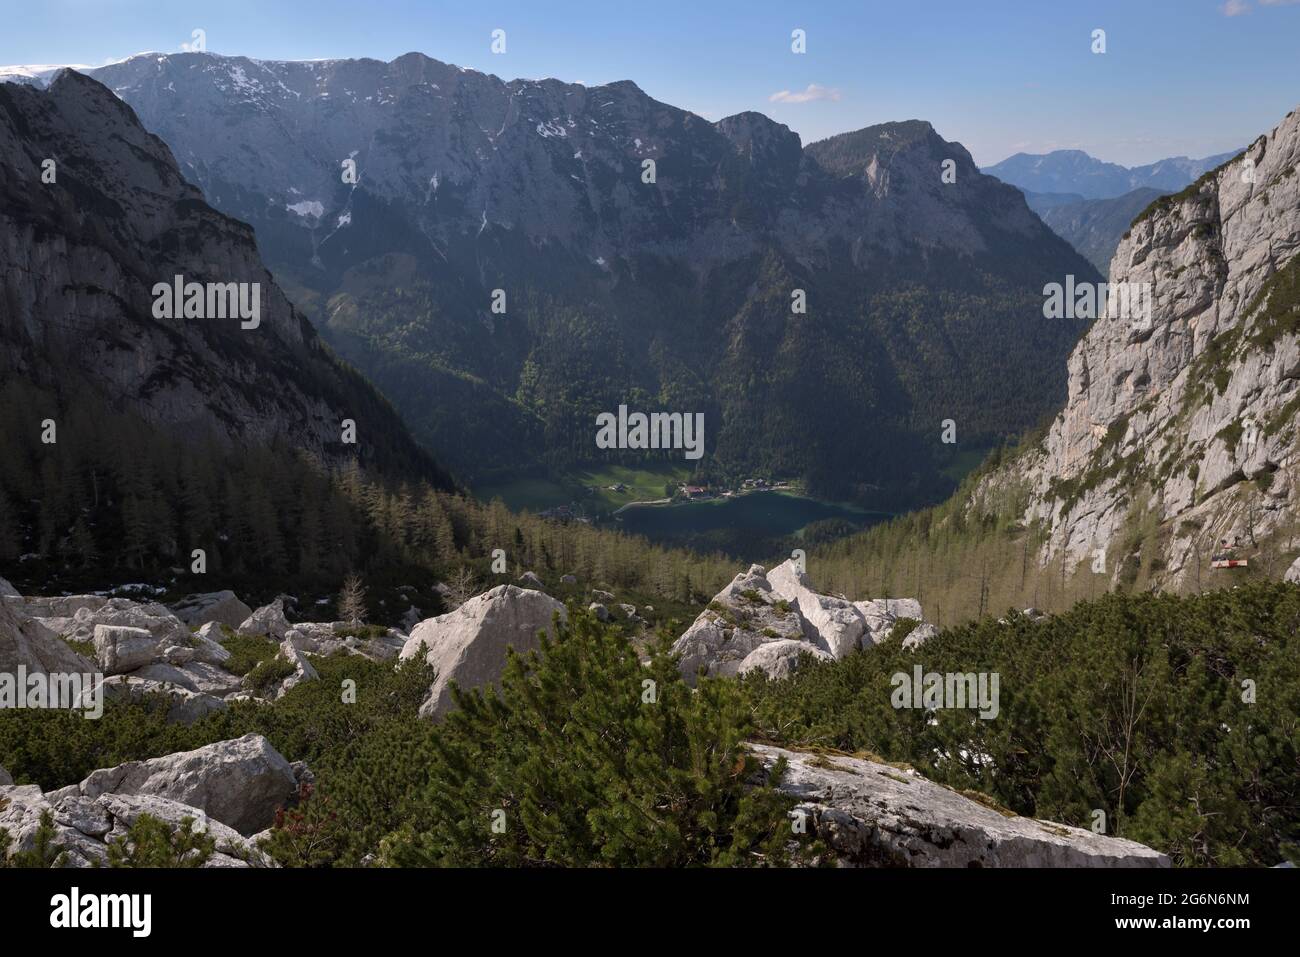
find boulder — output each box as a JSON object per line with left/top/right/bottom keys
{"left": 170, "top": 628, "right": 231, "bottom": 667}
{"left": 752, "top": 744, "right": 1169, "bottom": 867}
{"left": 589, "top": 602, "right": 611, "bottom": 622}
{"left": 237, "top": 599, "right": 291, "bottom": 640}
{"left": 1286, "top": 556, "right": 1300, "bottom": 583}
{"left": 400, "top": 605, "right": 423, "bottom": 632}
{"left": 123, "top": 660, "right": 244, "bottom": 697}
{"left": 560, "top": 574, "right": 577, "bottom": 584}
{"left": 671, "top": 564, "right": 811, "bottom": 684}
{"left": 93, "top": 624, "right": 161, "bottom": 675}
{"left": 517, "top": 571, "right": 544, "bottom": 589}
{"left": 0, "top": 597, "right": 95, "bottom": 675}
{"left": 0, "top": 577, "right": 18, "bottom": 599}
{"left": 170, "top": 591, "right": 253, "bottom": 630}
{"left": 738, "top": 639, "right": 832, "bottom": 680}
{"left": 73, "top": 733, "right": 298, "bottom": 836}
{"left": 853, "top": 597, "right": 925, "bottom": 643}
{"left": 399, "top": 584, "right": 567, "bottom": 719}
{"left": 0, "top": 766, "right": 11, "bottom": 786}
{"left": 901, "top": 622, "right": 940, "bottom": 651}
{"left": 767, "top": 559, "right": 867, "bottom": 657}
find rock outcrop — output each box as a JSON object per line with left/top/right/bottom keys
{"left": 285, "top": 621, "right": 406, "bottom": 662}
{"left": 767, "top": 559, "right": 869, "bottom": 657}
{"left": 93, "top": 624, "right": 162, "bottom": 676}
{"left": 673, "top": 562, "right": 931, "bottom": 682}
{"left": 0, "top": 785, "right": 269, "bottom": 867}
{"left": 754, "top": 744, "right": 1169, "bottom": 867}
{"left": 399, "top": 584, "right": 567, "bottom": 719}
{"left": 672, "top": 565, "right": 811, "bottom": 683}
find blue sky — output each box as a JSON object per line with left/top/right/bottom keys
{"left": 4, "top": 0, "right": 1299, "bottom": 166}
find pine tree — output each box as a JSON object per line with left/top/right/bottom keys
{"left": 339, "top": 573, "right": 367, "bottom": 626}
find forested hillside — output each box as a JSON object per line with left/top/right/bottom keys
{"left": 0, "top": 376, "right": 736, "bottom": 618}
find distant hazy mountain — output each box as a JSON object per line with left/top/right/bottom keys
{"left": 1027, "top": 187, "right": 1168, "bottom": 275}
{"left": 983, "top": 148, "right": 1240, "bottom": 200}
{"left": 58, "top": 52, "right": 1097, "bottom": 507}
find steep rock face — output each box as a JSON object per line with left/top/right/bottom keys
{"left": 755, "top": 744, "right": 1169, "bottom": 867}
{"left": 974, "top": 106, "right": 1300, "bottom": 587}
{"left": 75, "top": 53, "right": 1093, "bottom": 498}
{"left": 0, "top": 70, "right": 452, "bottom": 483}
{"left": 399, "top": 584, "right": 567, "bottom": 718}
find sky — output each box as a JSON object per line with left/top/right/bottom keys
{"left": 3, "top": 0, "right": 1299, "bottom": 166}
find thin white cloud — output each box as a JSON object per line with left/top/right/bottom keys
{"left": 768, "top": 83, "right": 841, "bottom": 105}
{"left": 1223, "top": 0, "right": 1300, "bottom": 13}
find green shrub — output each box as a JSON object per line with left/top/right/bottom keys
{"left": 105, "top": 814, "right": 216, "bottom": 867}
{"left": 379, "top": 608, "right": 810, "bottom": 867}
{"left": 221, "top": 633, "right": 280, "bottom": 677}
{"left": 0, "top": 809, "right": 66, "bottom": 868}
{"left": 246, "top": 655, "right": 295, "bottom": 696}
{"left": 744, "top": 583, "right": 1300, "bottom": 867}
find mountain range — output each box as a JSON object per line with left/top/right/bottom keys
{"left": 983, "top": 148, "right": 1241, "bottom": 200}
{"left": 49, "top": 51, "right": 1099, "bottom": 508}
